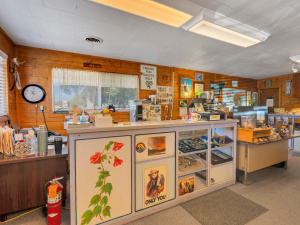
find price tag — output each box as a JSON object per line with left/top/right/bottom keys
{"left": 49, "top": 184, "right": 57, "bottom": 199}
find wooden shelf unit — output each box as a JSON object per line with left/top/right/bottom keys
{"left": 237, "top": 128, "right": 272, "bottom": 142}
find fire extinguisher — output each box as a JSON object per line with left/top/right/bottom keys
{"left": 44, "top": 176, "right": 64, "bottom": 225}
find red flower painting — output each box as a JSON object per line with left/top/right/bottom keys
{"left": 112, "top": 142, "right": 124, "bottom": 151}
{"left": 90, "top": 152, "right": 102, "bottom": 164}
{"left": 113, "top": 157, "right": 123, "bottom": 167}
{"left": 82, "top": 141, "right": 125, "bottom": 225}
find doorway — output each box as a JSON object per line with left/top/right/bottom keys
{"left": 259, "top": 88, "right": 280, "bottom": 113}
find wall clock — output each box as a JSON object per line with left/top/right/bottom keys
{"left": 22, "top": 84, "right": 46, "bottom": 104}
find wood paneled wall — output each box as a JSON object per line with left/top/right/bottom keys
{"left": 0, "top": 28, "right": 16, "bottom": 126}
{"left": 13, "top": 45, "right": 258, "bottom": 134}
{"left": 258, "top": 73, "right": 300, "bottom": 110}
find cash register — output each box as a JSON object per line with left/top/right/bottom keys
{"left": 188, "top": 92, "right": 225, "bottom": 121}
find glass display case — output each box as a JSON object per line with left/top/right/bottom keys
{"left": 178, "top": 129, "right": 209, "bottom": 195}
{"left": 210, "top": 127, "right": 235, "bottom": 185}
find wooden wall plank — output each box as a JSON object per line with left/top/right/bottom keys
{"left": 13, "top": 46, "right": 258, "bottom": 132}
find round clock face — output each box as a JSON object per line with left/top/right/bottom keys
{"left": 22, "top": 84, "right": 46, "bottom": 104}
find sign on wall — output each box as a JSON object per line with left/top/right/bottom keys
{"left": 140, "top": 65, "right": 157, "bottom": 90}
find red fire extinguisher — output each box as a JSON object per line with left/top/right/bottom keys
{"left": 45, "top": 176, "right": 64, "bottom": 225}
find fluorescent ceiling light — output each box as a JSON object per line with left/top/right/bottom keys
{"left": 182, "top": 10, "right": 270, "bottom": 47}
{"left": 88, "top": 0, "right": 192, "bottom": 27}
{"left": 290, "top": 55, "right": 300, "bottom": 63}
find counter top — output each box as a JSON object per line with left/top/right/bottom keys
{"left": 0, "top": 145, "right": 68, "bottom": 165}
{"left": 67, "top": 119, "right": 238, "bottom": 134}
{"left": 237, "top": 134, "right": 300, "bottom": 145}
{"left": 268, "top": 114, "right": 300, "bottom": 117}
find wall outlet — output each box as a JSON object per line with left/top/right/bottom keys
{"left": 40, "top": 105, "right": 44, "bottom": 112}
{"left": 165, "top": 105, "right": 169, "bottom": 110}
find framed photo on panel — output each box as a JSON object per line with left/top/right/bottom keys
{"left": 180, "top": 77, "right": 193, "bottom": 98}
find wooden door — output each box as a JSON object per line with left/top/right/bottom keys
{"left": 259, "top": 88, "right": 279, "bottom": 113}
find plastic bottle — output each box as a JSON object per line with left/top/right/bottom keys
{"left": 31, "top": 135, "right": 37, "bottom": 154}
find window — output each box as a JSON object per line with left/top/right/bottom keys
{"left": 0, "top": 51, "right": 8, "bottom": 116}
{"left": 52, "top": 68, "right": 139, "bottom": 113}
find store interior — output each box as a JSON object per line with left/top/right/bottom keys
{"left": 1, "top": 0, "right": 300, "bottom": 225}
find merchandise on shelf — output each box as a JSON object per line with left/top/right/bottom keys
{"left": 178, "top": 137, "right": 208, "bottom": 153}
{"left": 211, "top": 133, "right": 233, "bottom": 148}
{"left": 196, "top": 150, "right": 233, "bottom": 165}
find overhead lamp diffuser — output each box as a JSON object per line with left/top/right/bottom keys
{"left": 182, "top": 10, "right": 270, "bottom": 47}
{"left": 290, "top": 55, "right": 300, "bottom": 63}
{"left": 88, "top": 0, "right": 192, "bottom": 27}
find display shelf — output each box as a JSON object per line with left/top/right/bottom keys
{"left": 211, "top": 160, "right": 233, "bottom": 168}
{"left": 211, "top": 143, "right": 234, "bottom": 150}
{"left": 178, "top": 148, "right": 208, "bottom": 156}
{"left": 211, "top": 161, "right": 234, "bottom": 185}
{"left": 178, "top": 167, "right": 207, "bottom": 177}
{"left": 178, "top": 154, "right": 206, "bottom": 176}
{"left": 178, "top": 173, "right": 207, "bottom": 197}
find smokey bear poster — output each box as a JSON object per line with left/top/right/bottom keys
{"left": 143, "top": 163, "right": 168, "bottom": 208}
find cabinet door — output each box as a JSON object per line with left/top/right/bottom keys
{"left": 75, "top": 136, "right": 131, "bottom": 225}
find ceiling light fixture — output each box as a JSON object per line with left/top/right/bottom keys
{"left": 182, "top": 9, "right": 270, "bottom": 47}
{"left": 88, "top": 0, "right": 192, "bottom": 27}
{"left": 290, "top": 55, "right": 300, "bottom": 63}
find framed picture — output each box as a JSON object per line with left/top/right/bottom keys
{"left": 143, "top": 163, "right": 168, "bottom": 208}
{"left": 286, "top": 80, "right": 292, "bottom": 95}
{"left": 180, "top": 77, "right": 192, "bottom": 98}
{"left": 195, "top": 73, "right": 203, "bottom": 81}
{"left": 193, "top": 81, "right": 204, "bottom": 97}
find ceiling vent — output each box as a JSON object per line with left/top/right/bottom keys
{"left": 85, "top": 36, "right": 103, "bottom": 44}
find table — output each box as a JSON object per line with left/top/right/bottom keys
{"left": 237, "top": 135, "right": 300, "bottom": 185}
{"left": 0, "top": 147, "right": 68, "bottom": 222}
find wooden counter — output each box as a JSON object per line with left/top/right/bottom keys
{"left": 0, "top": 147, "right": 68, "bottom": 221}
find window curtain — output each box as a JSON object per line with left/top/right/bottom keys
{"left": 52, "top": 67, "right": 139, "bottom": 89}
{"left": 0, "top": 56, "right": 8, "bottom": 116}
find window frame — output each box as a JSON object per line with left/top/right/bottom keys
{"left": 51, "top": 68, "right": 139, "bottom": 113}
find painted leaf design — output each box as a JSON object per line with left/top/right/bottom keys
{"left": 95, "top": 180, "right": 103, "bottom": 188}
{"left": 100, "top": 196, "right": 108, "bottom": 207}
{"left": 98, "top": 170, "right": 110, "bottom": 180}
{"left": 89, "top": 194, "right": 101, "bottom": 207}
{"left": 101, "top": 183, "right": 113, "bottom": 196}
{"left": 102, "top": 206, "right": 111, "bottom": 218}
{"left": 93, "top": 205, "right": 102, "bottom": 217}
{"left": 101, "top": 154, "right": 107, "bottom": 162}
{"left": 81, "top": 210, "right": 94, "bottom": 225}
{"left": 105, "top": 144, "right": 111, "bottom": 151}
{"left": 108, "top": 141, "right": 114, "bottom": 145}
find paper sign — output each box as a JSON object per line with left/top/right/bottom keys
{"left": 266, "top": 98, "right": 274, "bottom": 107}
{"left": 49, "top": 184, "right": 58, "bottom": 199}
{"left": 140, "top": 65, "right": 157, "bottom": 90}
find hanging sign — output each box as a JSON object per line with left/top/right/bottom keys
{"left": 140, "top": 65, "right": 157, "bottom": 90}
{"left": 83, "top": 62, "right": 101, "bottom": 68}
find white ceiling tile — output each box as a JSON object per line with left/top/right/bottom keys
{"left": 28, "top": 3, "right": 61, "bottom": 23}
{"left": 76, "top": 0, "right": 108, "bottom": 22}
{"left": 0, "top": 0, "right": 31, "bottom": 17}
{"left": 1, "top": 0, "right": 300, "bottom": 78}
{"left": 43, "top": 0, "right": 77, "bottom": 14}
{"left": 61, "top": 12, "right": 90, "bottom": 29}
